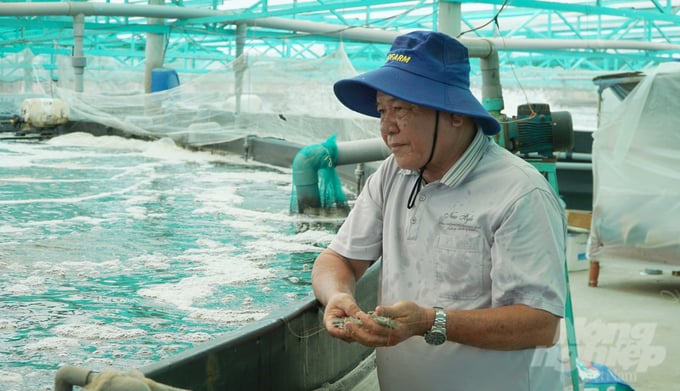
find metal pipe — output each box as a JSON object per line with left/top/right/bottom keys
{"left": 524, "top": 152, "right": 593, "bottom": 161}
{"left": 438, "top": 1, "right": 462, "bottom": 37}
{"left": 72, "top": 14, "right": 86, "bottom": 93}
{"left": 354, "top": 163, "right": 366, "bottom": 194}
{"left": 556, "top": 152, "right": 592, "bottom": 161}
{"left": 3, "top": 3, "right": 680, "bottom": 53}
{"left": 336, "top": 138, "right": 391, "bottom": 166}
{"left": 0, "top": 2, "right": 220, "bottom": 19}
{"left": 486, "top": 37, "right": 680, "bottom": 52}
{"left": 556, "top": 162, "right": 592, "bottom": 170}
{"left": 480, "top": 44, "right": 504, "bottom": 114}
{"left": 244, "top": 17, "right": 498, "bottom": 59}
{"left": 145, "top": 0, "right": 165, "bottom": 94}
{"left": 234, "top": 23, "right": 247, "bottom": 114}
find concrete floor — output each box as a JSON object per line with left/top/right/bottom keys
{"left": 346, "top": 259, "right": 680, "bottom": 391}
{"left": 567, "top": 259, "right": 680, "bottom": 390}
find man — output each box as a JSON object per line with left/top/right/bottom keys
{"left": 311, "top": 30, "right": 567, "bottom": 390}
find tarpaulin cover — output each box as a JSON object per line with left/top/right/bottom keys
{"left": 589, "top": 62, "right": 680, "bottom": 265}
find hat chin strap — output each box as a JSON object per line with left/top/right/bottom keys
{"left": 407, "top": 111, "right": 439, "bottom": 209}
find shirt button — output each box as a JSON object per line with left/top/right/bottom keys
{"left": 411, "top": 217, "right": 417, "bottom": 224}
{"left": 419, "top": 195, "right": 426, "bottom": 201}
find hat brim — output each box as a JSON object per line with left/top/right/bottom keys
{"left": 334, "top": 64, "right": 501, "bottom": 136}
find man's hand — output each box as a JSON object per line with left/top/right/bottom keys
{"left": 323, "top": 292, "right": 364, "bottom": 342}
{"left": 340, "top": 301, "right": 430, "bottom": 347}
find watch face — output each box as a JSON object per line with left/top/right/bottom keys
{"left": 425, "top": 330, "right": 446, "bottom": 345}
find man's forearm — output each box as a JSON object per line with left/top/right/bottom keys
{"left": 311, "top": 249, "right": 359, "bottom": 305}
{"left": 443, "top": 304, "right": 560, "bottom": 350}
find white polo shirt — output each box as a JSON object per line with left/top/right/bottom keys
{"left": 329, "top": 130, "right": 567, "bottom": 390}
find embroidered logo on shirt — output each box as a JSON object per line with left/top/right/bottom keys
{"left": 438, "top": 213, "right": 483, "bottom": 252}
{"left": 440, "top": 212, "right": 475, "bottom": 227}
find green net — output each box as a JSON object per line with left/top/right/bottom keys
{"left": 290, "top": 134, "right": 349, "bottom": 215}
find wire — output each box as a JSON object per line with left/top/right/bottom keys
{"left": 457, "top": 0, "right": 538, "bottom": 123}
{"left": 457, "top": 0, "right": 510, "bottom": 39}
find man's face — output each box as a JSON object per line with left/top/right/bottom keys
{"left": 376, "top": 92, "right": 438, "bottom": 171}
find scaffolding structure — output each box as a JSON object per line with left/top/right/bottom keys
{"left": 1, "top": 0, "right": 679, "bottom": 79}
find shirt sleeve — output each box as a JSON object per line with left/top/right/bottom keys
{"left": 328, "top": 162, "right": 386, "bottom": 262}
{"left": 490, "top": 187, "right": 567, "bottom": 317}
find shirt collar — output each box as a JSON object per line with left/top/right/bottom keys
{"left": 440, "top": 128, "right": 490, "bottom": 188}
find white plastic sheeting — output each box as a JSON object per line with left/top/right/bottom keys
{"left": 588, "top": 62, "right": 680, "bottom": 265}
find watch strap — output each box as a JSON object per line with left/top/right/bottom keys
{"left": 424, "top": 306, "right": 447, "bottom": 345}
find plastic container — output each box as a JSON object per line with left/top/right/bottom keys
{"left": 151, "top": 68, "right": 180, "bottom": 92}
{"left": 21, "top": 98, "right": 69, "bottom": 128}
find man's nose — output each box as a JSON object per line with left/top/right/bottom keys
{"left": 381, "top": 120, "right": 397, "bottom": 136}
{"left": 380, "top": 113, "right": 398, "bottom": 135}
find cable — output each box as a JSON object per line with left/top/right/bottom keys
{"left": 456, "top": 0, "right": 538, "bottom": 124}
{"left": 457, "top": 0, "right": 511, "bottom": 39}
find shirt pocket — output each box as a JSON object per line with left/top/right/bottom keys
{"left": 434, "top": 228, "right": 484, "bottom": 300}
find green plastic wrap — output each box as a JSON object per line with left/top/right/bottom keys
{"left": 290, "top": 134, "right": 348, "bottom": 214}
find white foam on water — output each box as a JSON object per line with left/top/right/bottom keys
{"left": 18, "top": 215, "right": 109, "bottom": 234}
{"left": 4, "top": 284, "right": 33, "bottom": 295}
{"left": 191, "top": 169, "right": 292, "bottom": 216}
{"left": 292, "top": 228, "right": 337, "bottom": 246}
{"left": 43, "top": 136, "right": 271, "bottom": 204}
{"left": 23, "top": 336, "right": 80, "bottom": 351}
{"left": 142, "top": 137, "right": 219, "bottom": 162}
{"left": 0, "top": 224, "right": 29, "bottom": 234}
{"left": 210, "top": 168, "right": 291, "bottom": 183}
{"left": 283, "top": 292, "right": 299, "bottom": 301}
{"left": 22, "top": 259, "right": 125, "bottom": 281}
{"left": 0, "top": 178, "right": 149, "bottom": 205}
{"left": 67, "top": 215, "right": 107, "bottom": 225}
{"left": 185, "top": 309, "right": 269, "bottom": 325}
{"left": 179, "top": 332, "right": 214, "bottom": 344}
{"left": 1, "top": 140, "right": 129, "bottom": 170}
{"left": 47, "top": 133, "right": 255, "bottom": 166}
{"left": 151, "top": 333, "right": 176, "bottom": 343}
{"left": 47, "top": 132, "right": 151, "bottom": 151}
{"left": 0, "top": 371, "right": 23, "bottom": 386}
{"left": 124, "top": 205, "right": 156, "bottom": 220}
{"left": 0, "top": 318, "right": 17, "bottom": 330}
{"left": 5, "top": 276, "right": 46, "bottom": 295}
{"left": 193, "top": 185, "right": 244, "bottom": 209}
{"left": 53, "top": 323, "right": 147, "bottom": 341}
{"left": 0, "top": 176, "right": 91, "bottom": 183}
{"left": 139, "top": 246, "right": 274, "bottom": 311}
{"left": 129, "top": 253, "right": 173, "bottom": 272}
{"left": 246, "top": 231, "right": 326, "bottom": 254}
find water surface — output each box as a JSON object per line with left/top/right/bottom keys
{"left": 0, "top": 133, "right": 338, "bottom": 390}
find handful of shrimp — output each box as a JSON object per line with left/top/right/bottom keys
{"left": 332, "top": 311, "right": 397, "bottom": 330}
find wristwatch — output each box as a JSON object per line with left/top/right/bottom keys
{"left": 424, "top": 306, "right": 447, "bottom": 345}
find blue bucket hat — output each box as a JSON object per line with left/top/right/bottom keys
{"left": 334, "top": 30, "right": 500, "bottom": 135}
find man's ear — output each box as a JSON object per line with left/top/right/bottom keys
{"left": 449, "top": 113, "right": 466, "bottom": 127}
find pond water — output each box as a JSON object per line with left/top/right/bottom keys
{"left": 0, "top": 132, "right": 339, "bottom": 390}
